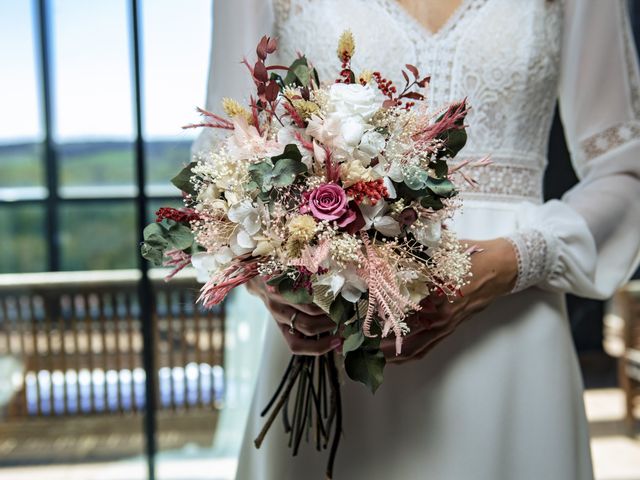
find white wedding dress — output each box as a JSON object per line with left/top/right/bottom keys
{"left": 196, "top": 0, "right": 640, "bottom": 478}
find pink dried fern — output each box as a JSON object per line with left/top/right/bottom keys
{"left": 358, "top": 232, "right": 421, "bottom": 355}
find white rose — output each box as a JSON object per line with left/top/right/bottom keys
{"left": 340, "top": 119, "right": 365, "bottom": 147}
{"left": 358, "top": 130, "right": 386, "bottom": 157}
{"left": 328, "top": 83, "right": 381, "bottom": 122}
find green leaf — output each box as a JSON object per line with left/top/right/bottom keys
{"left": 266, "top": 272, "right": 289, "bottom": 287}
{"left": 271, "top": 158, "right": 307, "bottom": 187}
{"left": 344, "top": 347, "right": 386, "bottom": 394}
{"left": 342, "top": 330, "right": 364, "bottom": 354}
{"left": 284, "top": 56, "right": 310, "bottom": 87}
{"left": 425, "top": 177, "right": 456, "bottom": 198}
{"left": 329, "top": 296, "right": 355, "bottom": 325}
{"left": 403, "top": 165, "right": 430, "bottom": 190}
{"left": 170, "top": 162, "right": 198, "bottom": 196}
{"left": 432, "top": 159, "right": 449, "bottom": 178}
{"left": 278, "top": 278, "right": 314, "bottom": 304}
{"left": 439, "top": 127, "right": 467, "bottom": 158}
{"left": 140, "top": 242, "right": 164, "bottom": 266}
{"left": 249, "top": 162, "right": 275, "bottom": 192}
{"left": 419, "top": 194, "right": 444, "bottom": 210}
{"left": 166, "top": 223, "right": 194, "bottom": 250}
{"left": 143, "top": 223, "right": 169, "bottom": 249}
{"left": 271, "top": 143, "right": 303, "bottom": 163}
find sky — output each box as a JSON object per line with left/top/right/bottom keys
{"left": 0, "top": 0, "right": 212, "bottom": 144}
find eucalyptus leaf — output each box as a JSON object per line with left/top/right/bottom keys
{"left": 143, "top": 223, "right": 169, "bottom": 249}
{"left": 171, "top": 162, "right": 198, "bottom": 196}
{"left": 271, "top": 158, "right": 307, "bottom": 187}
{"left": 425, "top": 177, "right": 456, "bottom": 198}
{"left": 403, "top": 165, "right": 430, "bottom": 191}
{"left": 167, "top": 223, "right": 195, "bottom": 250}
{"left": 284, "top": 56, "right": 310, "bottom": 87}
{"left": 249, "top": 162, "right": 275, "bottom": 191}
{"left": 344, "top": 347, "right": 386, "bottom": 394}
{"left": 140, "top": 242, "right": 164, "bottom": 266}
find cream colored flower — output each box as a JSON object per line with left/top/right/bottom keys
{"left": 358, "top": 69, "right": 373, "bottom": 85}
{"left": 337, "top": 30, "right": 355, "bottom": 61}
{"left": 340, "top": 160, "right": 376, "bottom": 187}
{"left": 288, "top": 214, "right": 317, "bottom": 242}
{"left": 292, "top": 99, "right": 320, "bottom": 119}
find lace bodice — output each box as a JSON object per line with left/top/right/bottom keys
{"left": 275, "top": 0, "right": 563, "bottom": 203}
{"left": 205, "top": 0, "right": 640, "bottom": 297}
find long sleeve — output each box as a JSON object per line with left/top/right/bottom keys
{"left": 507, "top": 0, "right": 640, "bottom": 299}
{"left": 192, "top": 0, "right": 275, "bottom": 154}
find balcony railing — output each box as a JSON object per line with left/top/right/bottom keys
{"left": 0, "top": 269, "right": 224, "bottom": 464}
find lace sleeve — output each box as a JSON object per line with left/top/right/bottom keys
{"left": 504, "top": 0, "right": 640, "bottom": 298}
{"left": 506, "top": 230, "right": 557, "bottom": 293}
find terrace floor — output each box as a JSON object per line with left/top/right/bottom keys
{"left": 0, "top": 388, "right": 638, "bottom": 480}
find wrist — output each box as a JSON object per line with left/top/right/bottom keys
{"left": 471, "top": 238, "right": 518, "bottom": 296}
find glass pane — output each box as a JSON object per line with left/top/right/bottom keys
{"left": 50, "top": 0, "right": 135, "bottom": 193}
{"left": 0, "top": 204, "right": 47, "bottom": 273}
{"left": 0, "top": 1, "right": 44, "bottom": 195}
{"left": 147, "top": 198, "right": 185, "bottom": 224}
{"left": 142, "top": 0, "right": 211, "bottom": 195}
{"left": 59, "top": 201, "right": 137, "bottom": 270}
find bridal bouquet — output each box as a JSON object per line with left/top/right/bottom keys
{"left": 142, "top": 32, "right": 485, "bottom": 479}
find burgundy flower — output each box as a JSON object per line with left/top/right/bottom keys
{"left": 398, "top": 207, "right": 418, "bottom": 227}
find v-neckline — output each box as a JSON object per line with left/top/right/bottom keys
{"left": 386, "top": 0, "right": 474, "bottom": 40}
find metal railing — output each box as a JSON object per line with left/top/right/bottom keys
{"left": 0, "top": 270, "right": 224, "bottom": 419}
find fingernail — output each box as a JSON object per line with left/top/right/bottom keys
{"left": 330, "top": 339, "right": 343, "bottom": 349}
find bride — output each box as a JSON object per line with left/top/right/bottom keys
{"left": 196, "top": 0, "right": 640, "bottom": 478}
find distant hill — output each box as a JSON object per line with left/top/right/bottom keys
{"left": 0, "top": 140, "right": 193, "bottom": 187}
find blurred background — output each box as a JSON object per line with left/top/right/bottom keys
{"left": 0, "top": 1, "right": 639, "bottom": 480}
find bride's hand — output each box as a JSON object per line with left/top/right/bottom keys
{"left": 381, "top": 237, "right": 518, "bottom": 364}
{"left": 246, "top": 278, "right": 343, "bottom": 356}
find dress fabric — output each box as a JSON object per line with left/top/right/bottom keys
{"left": 197, "top": 0, "right": 640, "bottom": 478}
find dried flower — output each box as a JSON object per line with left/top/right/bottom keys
{"left": 221, "top": 97, "right": 253, "bottom": 125}
{"left": 336, "top": 30, "right": 355, "bottom": 62}
{"left": 292, "top": 99, "right": 320, "bottom": 119}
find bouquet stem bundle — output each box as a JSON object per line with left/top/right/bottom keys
{"left": 255, "top": 353, "right": 342, "bottom": 479}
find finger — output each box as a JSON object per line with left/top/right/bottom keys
{"left": 278, "top": 325, "right": 342, "bottom": 356}
{"left": 264, "top": 291, "right": 326, "bottom": 316}
{"left": 269, "top": 301, "right": 336, "bottom": 336}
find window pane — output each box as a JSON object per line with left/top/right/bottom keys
{"left": 142, "top": 0, "right": 211, "bottom": 194}
{"left": 0, "top": 204, "right": 47, "bottom": 273}
{"left": 0, "top": 1, "right": 44, "bottom": 194}
{"left": 58, "top": 141, "right": 136, "bottom": 195}
{"left": 51, "top": 0, "right": 135, "bottom": 192}
{"left": 147, "top": 198, "right": 185, "bottom": 224}
{"left": 0, "top": 144, "right": 47, "bottom": 202}
{"left": 59, "top": 201, "right": 137, "bottom": 270}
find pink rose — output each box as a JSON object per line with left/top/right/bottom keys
{"left": 302, "top": 183, "right": 354, "bottom": 227}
